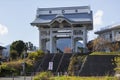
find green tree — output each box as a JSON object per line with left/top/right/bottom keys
{"left": 87, "top": 40, "right": 94, "bottom": 52}
{"left": 10, "top": 50, "right": 18, "bottom": 60}
{"left": 10, "top": 40, "right": 26, "bottom": 57}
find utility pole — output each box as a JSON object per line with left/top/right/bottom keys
{"left": 22, "top": 50, "right": 26, "bottom": 80}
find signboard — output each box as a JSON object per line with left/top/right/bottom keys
{"left": 48, "top": 62, "right": 53, "bottom": 70}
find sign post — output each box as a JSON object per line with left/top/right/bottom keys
{"left": 48, "top": 62, "right": 53, "bottom": 70}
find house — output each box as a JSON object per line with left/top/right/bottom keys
{"left": 95, "top": 23, "right": 120, "bottom": 42}
{"left": 95, "top": 23, "right": 120, "bottom": 52}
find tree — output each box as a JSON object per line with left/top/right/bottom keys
{"left": 109, "top": 42, "right": 120, "bottom": 51}
{"left": 25, "top": 42, "right": 36, "bottom": 51}
{"left": 87, "top": 40, "right": 94, "bottom": 52}
{"left": 10, "top": 50, "right": 18, "bottom": 60}
{"left": 10, "top": 40, "right": 26, "bottom": 57}
{"left": 92, "top": 37, "right": 110, "bottom": 52}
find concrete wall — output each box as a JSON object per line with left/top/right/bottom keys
{"left": 79, "top": 55, "right": 118, "bottom": 76}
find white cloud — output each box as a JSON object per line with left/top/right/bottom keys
{"left": 93, "top": 10, "right": 103, "bottom": 26}
{"left": 0, "top": 24, "right": 8, "bottom": 36}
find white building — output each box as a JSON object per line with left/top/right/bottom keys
{"left": 31, "top": 6, "right": 93, "bottom": 53}
{"left": 95, "top": 23, "right": 120, "bottom": 42}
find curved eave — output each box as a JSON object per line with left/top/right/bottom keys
{"left": 31, "top": 19, "right": 93, "bottom": 26}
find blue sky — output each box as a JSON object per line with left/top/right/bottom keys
{"left": 0, "top": 0, "right": 120, "bottom": 46}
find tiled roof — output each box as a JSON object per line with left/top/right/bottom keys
{"left": 31, "top": 6, "right": 93, "bottom": 25}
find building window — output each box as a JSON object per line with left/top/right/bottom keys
{"left": 74, "top": 30, "right": 83, "bottom": 35}
{"left": 62, "top": 10, "right": 65, "bottom": 13}
{"left": 110, "top": 34, "right": 112, "bottom": 39}
{"left": 75, "top": 9, "right": 78, "bottom": 13}
{"left": 49, "top": 10, "right": 52, "bottom": 14}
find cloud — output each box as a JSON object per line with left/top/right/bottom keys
{"left": 0, "top": 24, "right": 8, "bottom": 36}
{"left": 93, "top": 10, "right": 103, "bottom": 26}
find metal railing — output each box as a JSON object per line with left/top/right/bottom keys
{"left": 56, "top": 53, "right": 65, "bottom": 72}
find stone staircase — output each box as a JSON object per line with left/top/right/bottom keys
{"left": 34, "top": 53, "right": 72, "bottom": 73}
{"left": 56, "top": 54, "right": 72, "bottom": 72}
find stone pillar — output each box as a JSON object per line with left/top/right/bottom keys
{"left": 71, "top": 28, "right": 74, "bottom": 53}
{"left": 39, "top": 28, "right": 42, "bottom": 50}
{"left": 112, "top": 31, "right": 115, "bottom": 42}
{"left": 74, "top": 40, "right": 76, "bottom": 53}
{"left": 52, "top": 37, "right": 57, "bottom": 53}
{"left": 42, "top": 39, "right": 47, "bottom": 52}
{"left": 50, "top": 28, "right": 53, "bottom": 53}
{"left": 83, "top": 26, "right": 87, "bottom": 53}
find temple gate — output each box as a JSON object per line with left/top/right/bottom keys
{"left": 31, "top": 6, "right": 93, "bottom": 53}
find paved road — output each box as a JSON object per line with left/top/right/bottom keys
{"left": 0, "top": 76, "right": 33, "bottom": 80}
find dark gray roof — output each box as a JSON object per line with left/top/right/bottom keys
{"left": 31, "top": 6, "right": 93, "bottom": 27}
{"left": 31, "top": 12, "right": 93, "bottom": 25}
{"left": 95, "top": 24, "right": 120, "bottom": 34}
{"left": 37, "top": 6, "right": 90, "bottom": 11}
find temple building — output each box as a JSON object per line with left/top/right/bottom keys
{"left": 0, "top": 46, "right": 6, "bottom": 59}
{"left": 31, "top": 6, "right": 93, "bottom": 53}
{"left": 95, "top": 23, "right": 120, "bottom": 42}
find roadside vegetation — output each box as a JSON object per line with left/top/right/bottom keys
{"left": 90, "top": 52, "right": 120, "bottom": 55}
{"left": 51, "top": 76, "right": 117, "bottom": 80}
{"left": 0, "top": 40, "right": 44, "bottom": 77}
{"left": 33, "top": 71, "right": 117, "bottom": 80}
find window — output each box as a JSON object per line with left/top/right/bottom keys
{"left": 75, "top": 9, "right": 78, "bottom": 13}
{"left": 62, "top": 10, "right": 65, "bottom": 13}
{"left": 49, "top": 10, "right": 52, "bottom": 14}
{"left": 110, "top": 34, "right": 112, "bottom": 39}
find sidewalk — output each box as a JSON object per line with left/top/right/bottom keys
{"left": 0, "top": 76, "right": 33, "bottom": 80}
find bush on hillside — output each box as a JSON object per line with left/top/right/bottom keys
{"left": 25, "top": 59, "right": 34, "bottom": 74}
{"left": 90, "top": 52, "right": 120, "bottom": 55}
{"left": 68, "top": 56, "right": 77, "bottom": 76}
{"left": 28, "top": 50, "right": 44, "bottom": 60}
{"left": 0, "top": 64, "right": 15, "bottom": 76}
{"left": 0, "top": 59, "right": 34, "bottom": 76}
{"left": 0, "top": 60, "right": 22, "bottom": 76}
{"left": 10, "top": 50, "right": 18, "bottom": 60}
{"left": 68, "top": 55, "right": 87, "bottom": 76}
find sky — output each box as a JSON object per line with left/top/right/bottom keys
{"left": 0, "top": 0, "right": 120, "bottom": 47}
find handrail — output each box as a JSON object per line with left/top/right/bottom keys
{"left": 50, "top": 53, "right": 56, "bottom": 62}
{"left": 56, "top": 53, "right": 64, "bottom": 72}
{"left": 36, "top": 54, "right": 47, "bottom": 73}
{"left": 78, "top": 56, "right": 88, "bottom": 75}
{"left": 57, "top": 48, "right": 63, "bottom": 53}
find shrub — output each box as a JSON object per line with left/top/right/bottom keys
{"left": 90, "top": 52, "right": 120, "bottom": 55}
{"left": 0, "top": 60, "right": 23, "bottom": 76}
{"left": 34, "top": 71, "right": 52, "bottom": 80}
{"left": 28, "top": 50, "right": 44, "bottom": 60}
{"left": 10, "top": 50, "right": 18, "bottom": 60}
{"left": 0, "top": 64, "right": 15, "bottom": 76}
{"left": 25, "top": 59, "right": 34, "bottom": 73}
{"left": 0, "top": 59, "right": 34, "bottom": 76}
{"left": 68, "top": 55, "right": 87, "bottom": 76}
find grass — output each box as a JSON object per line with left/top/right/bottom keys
{"left": 50, "top": 76, "right": 117, "bottom": 80}
{"left": 90, "top": 52, "right": 120, "bottom": 55}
